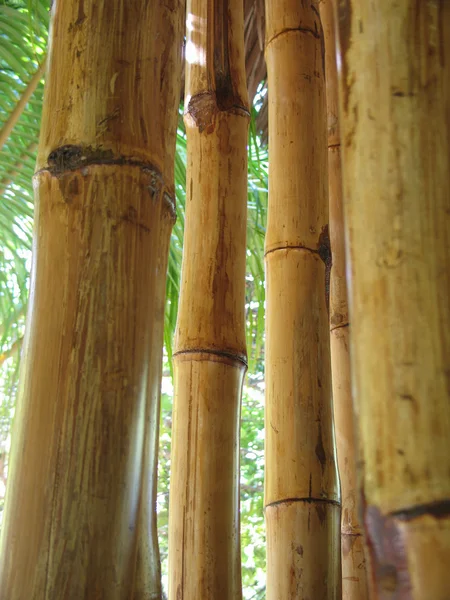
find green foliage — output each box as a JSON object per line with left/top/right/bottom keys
{"left": 0, "top": 2, "right": 267, "bottom": 596}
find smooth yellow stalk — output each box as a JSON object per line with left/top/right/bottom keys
{"left": 0, "top": 2, "right": 183, "bottom": 598}
{"left": 168, "top": 0, "right": 249, "bottom": 598}
{"left": 337, "top": 1, "right": 450, "bottom": 598}
{"left": 264, "top": 1, "right": 341, "bottom": 597}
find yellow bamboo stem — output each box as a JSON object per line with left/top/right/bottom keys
{"left": 264, "top": 1, "right": 341, "bottom": 597}
{"left": 0, "top": 58, "right": 46, "bottom": 152}
{"left": 336, "top": 1, "right": 450, "bottom": 598}
{"left": 320, "top": 2, "right": 369, "bottom": 598}
{"left": 0, "top": 2, "right": 183, "bottom": 598}
{"left": 168, "top": 0, "right": 249, "bottom": 597}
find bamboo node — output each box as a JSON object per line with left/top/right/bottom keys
{"left": 185, "top": 91, "right": 249, "bottom": 133}
{"left": 173, "top": 347, "right": 247, "bottom": 368}
{"left": 265, "top": 25, "right": 320, "bottom": 51}
{"left": 34, "top": 146, "right": 177, "bottom": 220}
{"left": 265, "top": 497, "right": 341, "bottom": 510}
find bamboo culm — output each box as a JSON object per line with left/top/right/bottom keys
{"left": 337, "top": 1, "right": 450, "bottom": 598}
{"left": 0, "top": 2, "right": 183, "bottom": 598}
{"left": 264, "top": 1, "right": 341, "bottom": 597}
{"left": 168, "top": 0, "right": 249, "bottom": 598}
{"left": 320, "top": 1, "right": 370, "bottom": 598}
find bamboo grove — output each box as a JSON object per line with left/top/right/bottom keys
{"left": 0, "top": 0, "right": 448, "bottom": 599}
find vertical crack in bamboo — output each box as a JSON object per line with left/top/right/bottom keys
{"left": 0, "top": 2, "right": 183, "bottom": 598}
{"left": 320, "top": 1, "right": 370, "bottom": 599}
{"left": 168, "top": 0, "right": 249, "bottom": 598}
{"left": 336, "top": 1, "right": 450, "bottom": 598}
{"left": 264, "top": 1, "right": 341, "bottom": 598}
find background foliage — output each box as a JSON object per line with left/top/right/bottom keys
{"left": 0, "top": 1, "right": 267, "bottom": 597}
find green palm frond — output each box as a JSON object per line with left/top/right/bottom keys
{"left": 0, "top": 0, "right": 48, "bottom": 363}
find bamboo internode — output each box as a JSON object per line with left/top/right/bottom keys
{"left": 264, "top": 1, "right": 341, "bottom": 597}
{"left": 320, "top": 2, "right": 369, "bottom": 598}
{"left": 0, "top": 2, "right": 183, "bottom": 598}
{"left": 337, "top": 1, "right": 450, "bottom": 598}
{"left": 168, "top": 0, "right": 249, "bottom": 597}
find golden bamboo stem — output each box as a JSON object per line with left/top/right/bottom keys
{"left": 0, "top": 2, "right": 183, "bottom": 598}
{"left": 0, "top": 58, "right": 46, "bottom": 151}
{"left": 320, "top": 2, "right": 369, "bottom": 598}
{"left": 336, "top": 2, "right": 450, "bottom": 598}
{"left": 168, "top": 0, "right": 249, "bottom": 597}
{"left": 264, "top": 1, "right": 341, "bottom": 597}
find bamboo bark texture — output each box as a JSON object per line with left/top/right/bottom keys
{"left": 264, "top": 1, "right": 341, "bottom": 598}
{"left": 0, "top": 2, "right": 183, "bottom": 598}
{"left": 168, "top": 0, "right": 249, "bottom": 598}
{"left": 320, "top": 2, "right": 369, "bottom": 598}
{"left": 336, "top": 1, "right": 450, "bottom": 598}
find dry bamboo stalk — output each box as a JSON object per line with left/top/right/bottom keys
{"left": 264, "top": 1, "right": 341, "bottom": 597}
{"left": 320, "top": 2, "right": 369, "bottom": 598}
{"left": 336, "top": 1, "right": 450, "bottom": 598}
{"left": 0, "top": 2, "right": 183, "bottom": 598}
{"left": 168, "top": 0, "right": 249, "bottom": 597}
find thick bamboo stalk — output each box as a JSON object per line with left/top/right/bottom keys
{"left": 0, "top": 2, "right": 183, "bottom": 598}
{"left": 168, "top": 0, "right": 249, "bottom": 597}
{"left": 320, "top": 2, "right": 369, "bottom": 598}
{"left": 336, "top": 1, "right": 450, "bottom": 598}
{"left": 264, "top": 1, "right": 341, "bottom": 598}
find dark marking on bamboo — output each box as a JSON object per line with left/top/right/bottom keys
{"left": 318, "top": 225, "right": 332, "bottom": 313}
{"left": 211, "top": 0, "right": 232, "bottom": 105}
{"left": 266, "top": 26, "right": 321, "bottom": 49}
{"left": 315, "top": 422, "right": 327, "bottom": 473}
{"left": 37, "top": 145, "right": 177, "bottom": 219}
{"left": 364, "top": 501, "right": 450, "bottom": 599}
{"left": 173, "top": 347, "right": 248, "bottom": 368}
{"left": 265, "top": 497, "right": 341, "bottom": 509}
{"left": 391, "top": 499, "right": 450, "bottom": 521}
{"left": 311, "top": 1, "right": 327, "bottom": 79}
{"left": 336, "top": 0, "right": 352, "bottom": 114}
{"left": 364, "top": 504, "right": 411, "bottom": 599}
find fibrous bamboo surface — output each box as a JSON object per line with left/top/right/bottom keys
{"left": 264, "top": 1, "right": 341, "bottom": 598}
{"left": 0, "top": 2, "right": 183, "bottom": 598}
{"left": 337, "top": 1, "right": 450, "bottom": 598}
{"left": 320, "top": 2, "right": 369, "bottom": 598}
{"left": 168, "top": 0, "right": 249, "bottom": 598}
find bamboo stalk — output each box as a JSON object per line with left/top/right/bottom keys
{"left": 0, "top": 2, "right": 183, "bottom": 598}
{"left": 264, "top": 1, "right": 341, "bottom": 597}
{"left": 168, "top": 0, "right": 249, "bottom": 597}
{"left": 320, "top": 2, "right": 369, "bottom": 598}
{"left": 336, "top": 1, "right": 450, "bottom": 598}
{"left": 0, "top": 58, "right": 46, "bottom": 151}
